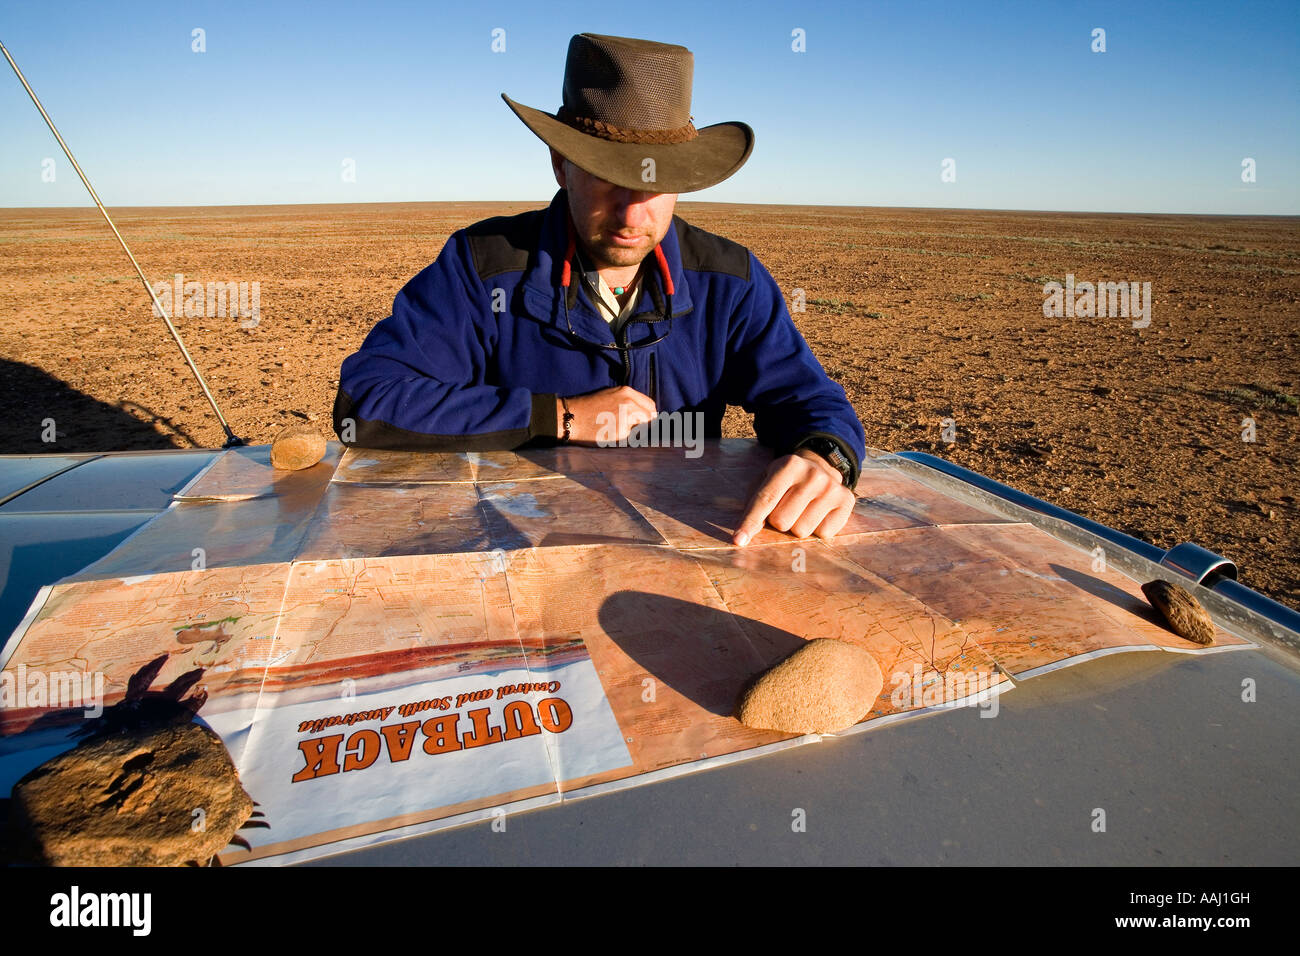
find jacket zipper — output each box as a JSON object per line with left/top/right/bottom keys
{"left": 648, "top": 352, "right": 658, "bottom": 406}
{"left": 615, "top": 320, "right": 631, "bottom": 386}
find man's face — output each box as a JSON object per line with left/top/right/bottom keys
{"left": 551, "top": 149, "right": 678, "bottom": 270}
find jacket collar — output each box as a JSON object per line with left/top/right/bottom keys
{"left": 520, "top": 188, "right": 694, "bottom": 343}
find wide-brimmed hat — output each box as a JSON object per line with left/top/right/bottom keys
{"left": 502, "top": 33, "right": 753, "bottom": 194}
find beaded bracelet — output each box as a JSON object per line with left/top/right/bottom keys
{"left": 560, "top": 396, "right": 574, "bottom": 443}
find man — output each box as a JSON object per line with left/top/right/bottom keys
{"left": 334, "top": 33, "right": 866, "bottom": 547}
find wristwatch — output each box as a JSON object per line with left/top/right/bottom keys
{"left": 797, "top": 436, "right": 854, "bottom": 487}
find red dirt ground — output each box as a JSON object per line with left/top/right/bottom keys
{"left": 0, "top": 202, "right": 1296, "bottom": 609}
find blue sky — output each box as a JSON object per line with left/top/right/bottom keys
{"left": 1, "top": 0, "right": 1296, "bottom": 213}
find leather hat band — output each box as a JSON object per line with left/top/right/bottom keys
{"left": 556, "top": 105, "right": 698, "bottom": 145}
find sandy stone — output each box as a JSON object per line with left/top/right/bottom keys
{"left": 9, "top": 722, "right": 254, "bottom": 866}
{"left": 1141, "top": 579, "right": 1216, "bottom": 646}
{"left": 270, "top": 425, "right": 326, "bottom": 470}
{"left": 736, "top": 638, "right": 884, "bottom": 735}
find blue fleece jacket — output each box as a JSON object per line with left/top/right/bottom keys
{"left": 334, "top": 188, "right": 867, "bottom": 487}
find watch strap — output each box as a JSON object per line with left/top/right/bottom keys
{"left": 794, "top": 434, "right": 857, "bottom": 489}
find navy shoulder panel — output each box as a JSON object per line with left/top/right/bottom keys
{"left": 465, "top": 208, "right": 545, "bottom": 280}
{"left": 672, "top": 215, "right": 750, "bottom": 281}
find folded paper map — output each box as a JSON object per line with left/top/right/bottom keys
{"left": 0, "top": 440, "right": 1250, "bottom": 864}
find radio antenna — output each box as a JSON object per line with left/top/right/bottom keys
{"left": 1, "top": 39, "right": 245, "bottom": 448}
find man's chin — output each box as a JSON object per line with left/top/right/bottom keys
{"left": 594, "top": 241, "right": 650, "bottom": 266}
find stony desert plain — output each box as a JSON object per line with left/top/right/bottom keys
{"left": 0, "top": 202, "right": 1296, "bottom": 609}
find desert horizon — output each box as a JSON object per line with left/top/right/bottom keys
{"left": 5, "top": 200, "right": 1299, "bottom": 218}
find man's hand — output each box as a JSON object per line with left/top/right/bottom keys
{"left": 732, "top": 449, "right": 856, "bottom": 546}
{"left": 557, "top": 386, "right": 657, "bottom": 445}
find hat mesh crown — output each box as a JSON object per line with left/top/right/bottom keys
{"left": 561, "top": 33, "right": 694, "bottom": 130}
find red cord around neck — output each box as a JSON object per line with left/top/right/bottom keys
{"left": 562, "top": 212, "right": 673, "bottom": 296}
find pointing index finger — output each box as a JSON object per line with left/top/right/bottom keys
{"left": 732, "top": 467, "right": 789, "bottom": 546}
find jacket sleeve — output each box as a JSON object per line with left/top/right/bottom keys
{"left": 332, "top": 229, "right": 558, "bottom": 450}
{"left": 722, "top": 252, "right": 868, "bottom": 489}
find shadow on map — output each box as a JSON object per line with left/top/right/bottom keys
{"left": 597, "top": 590, "right": 806, "bottom": 717}
{"left": 1051, "top": 563, "right": 1165, "bottom": 626}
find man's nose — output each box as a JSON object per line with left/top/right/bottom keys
{"left": 610, "top": 188, "right": 659, "bottom": 221}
